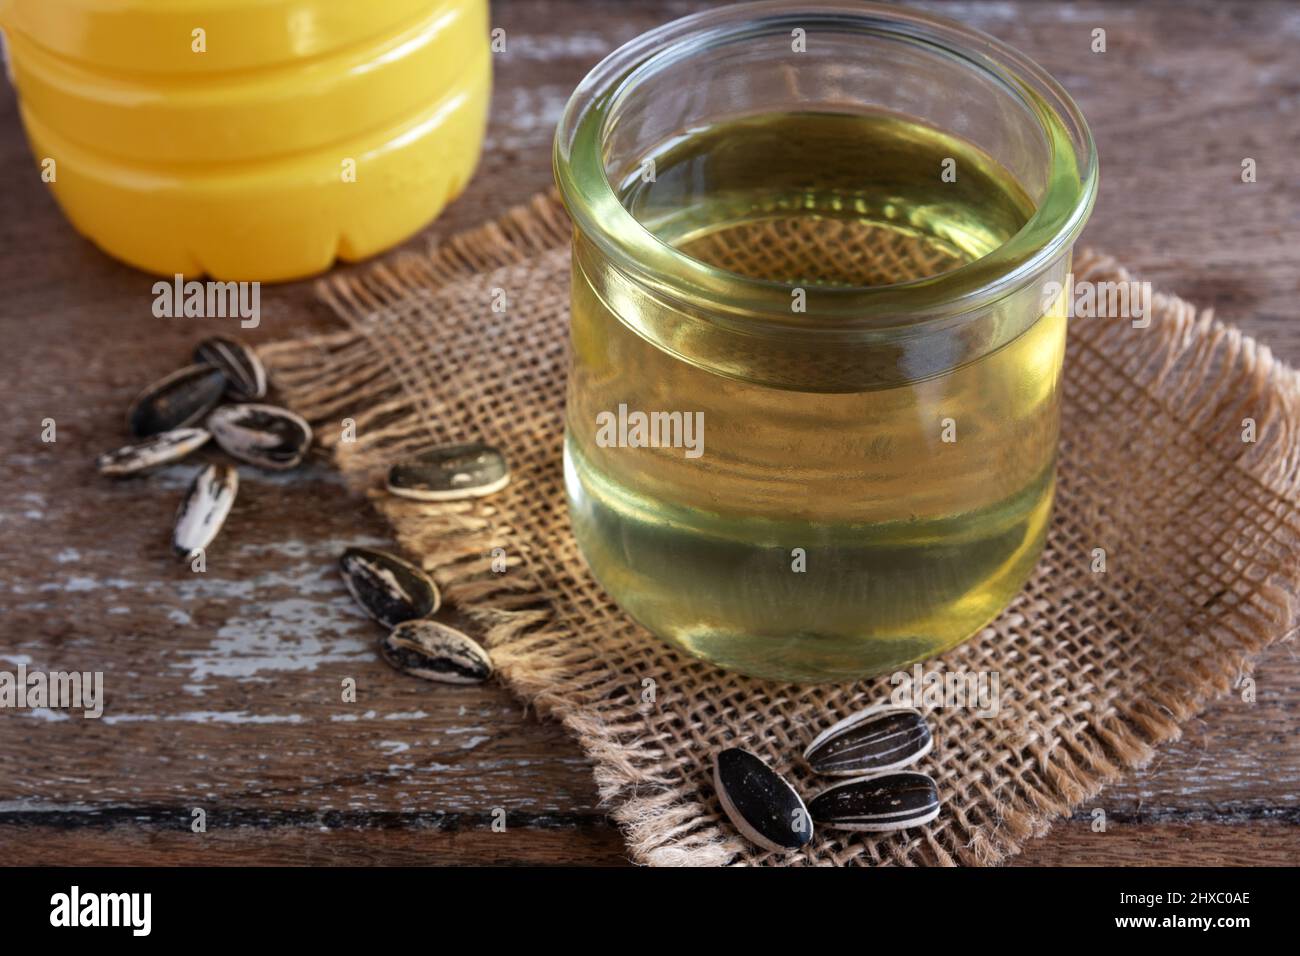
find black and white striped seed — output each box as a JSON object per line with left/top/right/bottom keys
{"left": 195, "top": 336, "right": 267, "bottom": 400}
{"left": 339, "top": 547, "right": 440, "bottom": 629}
{"left": 808, "top": 771, "right": 941, "bottom": 832}
{"left": 803, "top": 704, "right": 932, "bottom": 777}
{"left": 386, "top": 442, "right": 509, "bottom": 501}
{"left": 97, "top": 427, "right": 210, "bottom": 478}
{"left": 713, "top": 747, "right": 813, "bottom": 852}
{"left": 208, "top": 403, "right": 312, "bottom": 470}
{"left": 381, "top": 620, "right": 493, "bottom": 684}
{"left": 127, "top": 364, "right": 227, "bottom": 437}
{"left": 172, "top": 463, "right": 239, "bottom": 558}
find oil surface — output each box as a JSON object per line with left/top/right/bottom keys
{"left": 565, "top": 112, "right": 1064, "bottom": 682}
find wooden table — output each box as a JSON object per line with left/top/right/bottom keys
{"left": 1, "top": 0, "right": 1296, "bottom": 866}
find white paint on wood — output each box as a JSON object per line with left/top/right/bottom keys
{"left": 173, "top": 597, "right": 373, "bottom": 681}
{"left": 98, "top": 711, "right": 303, "bottom": 725}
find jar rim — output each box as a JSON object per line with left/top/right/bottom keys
{"left": 553, "top": 0, "right": 1098, "bottom": 331}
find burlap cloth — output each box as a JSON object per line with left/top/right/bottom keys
{"left": 260, "top": 192, "right": 1300, "bottom": 866}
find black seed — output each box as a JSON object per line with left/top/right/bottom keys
{"left": 195, "top": 336, "right": 267, "bottom": 400}
{"left": 713, "top": 748, "right": 813, "bottom": 852}
{"left": 128, "top": 365, "right": 227, "bottom": 437}
{"left": 803, "top": 705, "right": 932, "bottom": 777}
{"left": 339, "top": 547, "right": 440, "bottom": 629}
{"left": 386, "top": 442, "right": 510, "bottom": 501}
{"left": 380, "top": 620, "right": 492, "bottom": 684}
{"left": 172, "top": 463, "right": 239, "bottom": 558}
{"left": 207, "top": 403, "right": 312, "bottom": 470}
{"left": 809, "top": 771, "right": 941, "bottom": 832}
{"left": 98, "top": 427, "right": 210, "bottom": 478}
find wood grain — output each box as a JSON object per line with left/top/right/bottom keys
{"left": 0, "top": 0, "right": 1296, "bottom": 866}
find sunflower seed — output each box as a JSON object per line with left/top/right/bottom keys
{"left": 380, "top": 620, "right": 492, "bottom": 684}
{"left": 127, "top": 364, "right": 227, "bottom": 437}
{"left": 195, "top": 336, "right": 267, "bottom": 400}
{"left": 386, "top": 442, "right": 509, "bottom": 501}
{"left": 808, "top": 771, "right": 941, "bottom": 832}
{"left": 339, "top": 547, "right": 440, "bottom": 628}
{"left": 172, "top": 463, "right": 239, "bottom": 558}
{"left": 803, "top": 704, "right": 932, "bottom": 777}
{"left": 713, "top": 747, "right": 813, "bottom": 852}
{"left": 97, "top": 427, "right": 211, "bottom": 478}
{"left": 208, "top": 403, "right": 312, "bottom": 470}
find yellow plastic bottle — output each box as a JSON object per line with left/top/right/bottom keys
{"left": 0, "top": 0, "right": 490, "bottom": 281}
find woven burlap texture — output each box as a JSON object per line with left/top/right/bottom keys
{"left": 260, "top": 192, "right": 1300, "bottom": 866}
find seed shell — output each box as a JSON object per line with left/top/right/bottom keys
{"left": 713, "top": 747, "right": 813, "bottom": 852}
{"left": 208, "top": 403, "right": 312, "bottom": 470}
{"left": 386, "top": 442, "right": 510, "bottom": 501}
{"left": 803, "top": 704, "right": 932, "bottom": 777}
{"left": 381, "top": 620, "right": 493, "bottom": 684}
{"left": 195, "top": 336, "right": 267, "bottom": 400}
{"left": 97, "top": 427, "right": 211, "bottom": 478}
{"left": 808, "top": 771, "right": 941, "bottom": 833}
{"left": 128, "top": 364, "right": 227, "bottom": 437}
{"left": 339, "top": 547, "right": 440, "bottom": 629}
{"left": 172, "top": 463, "right": 239, "bottom": 558}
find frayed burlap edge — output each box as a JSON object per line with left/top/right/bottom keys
{"left": 260, "top": 192, "right": 1300, "bottom": 866}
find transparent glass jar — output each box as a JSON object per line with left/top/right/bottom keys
{"left": 554, "top": 1, "right": 1097, "bottom": 683}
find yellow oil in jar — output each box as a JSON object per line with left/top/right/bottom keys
{"left": 565, "top": 112, "right": 1066, "bottom": 682}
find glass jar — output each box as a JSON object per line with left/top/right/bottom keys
{"left": 554, "top": 1, "right": 1097, "bottom": 683}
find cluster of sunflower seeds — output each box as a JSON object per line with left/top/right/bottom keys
{"left": 337, "top": 438, "right": 509, "bottom": 684}
{"left": 96, "top": 336, "right": 313, "bottom": 558}
{"left": 338, "top": 546, "right": 493, "bottom": 685}
{"left": 713, "top": 704, "right": 941, "bottom": 852}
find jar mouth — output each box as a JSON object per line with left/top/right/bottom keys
{"left": 554, "top": 0, "right": 1098, "bottom": 332}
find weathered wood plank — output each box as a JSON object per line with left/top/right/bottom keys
{"left": 3, "top": 818, "right": 1291, "bottom": 867}
{"left": 1011, "top": 821, "right": 1300, "bottom": 866}
{"left": 0, "top": 820, "right": 629, "bottom": 866}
